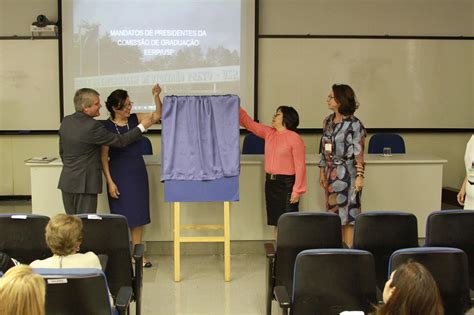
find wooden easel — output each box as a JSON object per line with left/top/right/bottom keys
{"left": 173, "top": 201, "right": 231, "bottom": 282}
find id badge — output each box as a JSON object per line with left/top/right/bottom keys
{"left": 324, "top": 143, "right": 332, "bottom": 153}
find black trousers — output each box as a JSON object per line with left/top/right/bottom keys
{"left": 265, "top": 174, "right": 299, "bottom": 226}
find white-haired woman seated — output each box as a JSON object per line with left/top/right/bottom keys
{"left": 30, "top": 214, "right": 101, "bottom": 269}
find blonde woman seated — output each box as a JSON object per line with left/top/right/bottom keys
{"left": 375, "top": 261, "right": 444, "bottom": 315}
{"left": 31, "top": 214, "right": 114, "bottom": 305}
{"left": 30, "top": 214, "right": 101, "bottom": 269}
{"left": 0, "top": 265, "right": 46, "bottom": 315}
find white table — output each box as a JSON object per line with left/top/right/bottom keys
{"left": 27, "top": 153, "right": 446, "bottom": 238}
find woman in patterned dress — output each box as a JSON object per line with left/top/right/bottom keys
{"left": 319, "top": 84, "right": 366, "bottom": 247}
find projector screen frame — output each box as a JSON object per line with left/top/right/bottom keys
{"left": 59, "top": 0, "right": 256, "bottom": 131}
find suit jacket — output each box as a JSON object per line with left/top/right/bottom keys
{"left": 58, "top": 111, "right": 143, "bottom": 194}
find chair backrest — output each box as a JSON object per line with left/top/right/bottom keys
{"left": 368, "top": 133, "right": 406, "bottom": 154}
{"left": 35, "top": 268, "right": 113, "bottom": 315}
{"left": 0, "top": 214, "right": 50, "bottom": 264}
{"left": 425, "top": 210, "right": 474, "bottom": 290}
{"left": 389, "top": 247, "right": 470, "bottom": 315}
{"left": 141, "top": 137, "right": 153, "bottom": 155}
{"left": 291, "top": 249, "right": 376, "bottom": 315}
{"left": 353, "top": 211, "right": 418, "bottom": 291}
{"left": 75, "top": 214, "right": 133, "bottom": 298}
{"left": 275, "top": 212, "right": 342, "bottom": 298}
{"left": 242, "top": 133, "right": 264, "bottom": 154}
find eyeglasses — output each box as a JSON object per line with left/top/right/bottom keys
{"left": 327, "top": 95, "right": 335, "bottom": 100}
{"left": 116, "top": 101, "right": 133, "bottom": 111}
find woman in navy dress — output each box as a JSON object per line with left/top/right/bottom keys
{"left": 100, "top": 84, "right": 162, "bottom": 267}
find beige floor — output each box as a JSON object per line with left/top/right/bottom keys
{"left": 0, "top": 200, "right": 271, "bottom": 315}
{"left": 141, "top": 254, "right": 267, "bottom": 315}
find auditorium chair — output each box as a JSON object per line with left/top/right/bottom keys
{"left": 242, "top": 133, "right": 265, "bottom": 154}
{"left": 265, "top": 212, "right": 342, "bottom": 315}
{"left": 352, "top": 211, "right": 418, "bottom": 299}
{"left": 274, "top": 249, "right": 377, "bottom": 315}
{"left": 141, "top": 137, "right": 153, "bottom": 155}
{"left": 368, "top": 133, "right": 406, "bottom": 154}
{"left": 76, "top": 214, "right": 144, "bottom": 315}
{"left": 426, "top": 210, "right": 474, "bottom": 290}
{"left": 0, "top": 214, "right": 50, "bottom": 264}
{"left": 389, "top": 247, "right": 470, "bottom": 315}
{"left": 36, "top": 268, "right": 132, "bottom": 315}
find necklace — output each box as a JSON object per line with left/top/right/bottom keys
{"left": 111, "top": 118, "right": 129, "bottom": 134}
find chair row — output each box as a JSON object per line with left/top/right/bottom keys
{"left": 33, "top": 268, "right": 132, "bottom": 315}
{"left": 353, "top": 210, "right": 474, "bottom": 294}
{"left": 0, "top": 213, "right": 144, "bottom": 315}
{"left": 273, "top": 247, "right": 470, "bottom": 315}
{"left": 265, "top": 210, "right": 474, "bottom": 315}
{"left": 242, "top": 132, "right": 407, "bottom": 155}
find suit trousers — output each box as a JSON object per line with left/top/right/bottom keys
{"left": 61, "top": 191, "right": 98, "bottom": 214}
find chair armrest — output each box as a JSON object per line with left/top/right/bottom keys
{"left": 264, "top": 242, "right": 275, "bottom": 258}
{"left": 133, "top": 243, "right": 145, "bottom": 261}
{"left": 274, "top": 285, "right": 291, "bottom": 314}
{"left": 97, "top": 254, "right": 108, "bottom": 271}
{"left": 265, "top": 242, "right": 277, "bottom": 314}
{"left": 115, "top": 286, "right": 133, "bottom": 314}
{"left": 133, "top": 243, "right": 144, "bottom": 293}
{"left": 132, "top": 243, "right": 144, "bottom": 314}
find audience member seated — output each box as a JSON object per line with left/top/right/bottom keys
{"left": 374, "top": 261, "right": 444, "bottom": 315}
{"left": 30, "top": 214, "right": 114, "bottom": 305}
{"left": 30, "top": 214, "right": 101, "bottom": 269}
{"left": 0, "top": 265, "right": 46, "bottom": 315}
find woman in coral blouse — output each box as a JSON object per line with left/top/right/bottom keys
{"left": 240, "top": 106, "right": 307, "bottom": 235}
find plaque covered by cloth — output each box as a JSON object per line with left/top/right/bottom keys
{"left": 161, "top": 95, "right": 240, "bottom": 202}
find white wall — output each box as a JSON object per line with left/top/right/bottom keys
{"left": 258, "top": 38, "right": 474, "bottom": 129}
{"left": 0, "top": 0, "right": 58, "bottom": 36}
{"left": 259, "top": 0, "right": 474, "bottom": 36}
{"left": 0, "top": 0, "right": 472, "bottom": 195}
{"left": 0, "top": 135, "right": 59, "bottom": 195}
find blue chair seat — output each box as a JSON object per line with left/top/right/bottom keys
{"left": 242, "top": 133, "right": 264, "bottom": 154}
{"left": 368, "top": 133, "right": 405, "bottom": 154}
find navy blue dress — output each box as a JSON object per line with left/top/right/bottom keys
{"left": 102, "top": 114, "right": 150, "bottom": 227}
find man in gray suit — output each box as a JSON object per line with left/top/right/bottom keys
{"left": 58, "top": 88, "right": 155, "bottom": 214}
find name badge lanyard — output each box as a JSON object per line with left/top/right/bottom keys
{"left": 327, "top": 120, "right": 344, "bottom": 158}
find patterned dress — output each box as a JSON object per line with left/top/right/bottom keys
{"left": 319, "top": 113, "right": 366, "bottom": 225}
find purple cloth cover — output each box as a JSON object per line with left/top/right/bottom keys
{"left": 161, "top": 95, "right": 240, "bottom": 180}
{"left": 161, "top": 95, "right": 240, "bottom": 202}
{"left": 164, "top": 177, "right": 239, "bottom": 202}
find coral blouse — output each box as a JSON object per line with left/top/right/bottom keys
{"left": 240, "top": 108, "right": 307, "bottom": 196}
